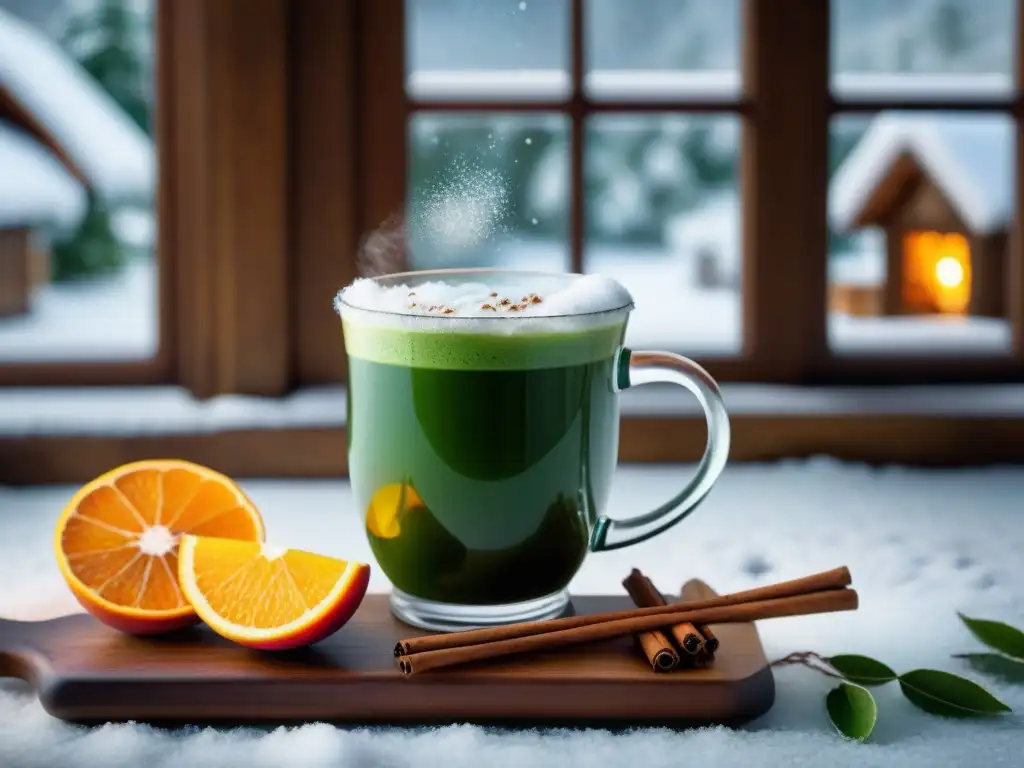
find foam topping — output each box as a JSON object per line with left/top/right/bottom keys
{"left": 337, "top": 273, "right": 633, "bottom": 321}
{"left": 337, "top": 274, "right": 632, "bottom": 368}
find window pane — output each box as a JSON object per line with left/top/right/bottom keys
{"left": 831, "top": 0, "right": 1016, "bottom": 99}
{"left": 406, "top": 0, "right": 569, "bottom": 100}
{"left": 404, "top": 113, "right": 569, "bottom": 273}
{"left": 585, "top": 0, "right": 741, "bottom": 101}
{"left": 0, "top": 0, "right": 157, "bottom": 362}
{"left": 827, "top": 112, "right": 1013, "bottom": 356}
{"left": 585, "top": 114, "right": 741, "bottom": 355}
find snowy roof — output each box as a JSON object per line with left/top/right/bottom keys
{"left": 829, "top": 113, "right": 1013, "bottom": 235}
{"left": 0, "top": 8, "right": 154, "bottom": 204}
{"left": 0, "top": 120, "right": 87, "bottom": 231}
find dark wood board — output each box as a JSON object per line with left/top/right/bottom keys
{"left": 0, "top": 580, "right": 775, "bottom": 727}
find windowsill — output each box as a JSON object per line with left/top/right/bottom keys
{"left": 405, "top": 69, "right": 1014, "bottom": 103}
{"left": 1, "top": 383, "right": 1023, "bottom": 437}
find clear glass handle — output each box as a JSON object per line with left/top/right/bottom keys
{"left": 589, "top": 347, "right": 731, "bottom": 552}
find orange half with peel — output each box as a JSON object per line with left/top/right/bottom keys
{"left": 54, "top": 459, "right": 265, "bottom": 635}
{"left": 178, "top": 535, "right": 370, "bottom": 650}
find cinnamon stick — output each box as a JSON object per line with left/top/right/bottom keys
{"left": 696, "top": 624, "right": 719, "bottom": 655}
{"left": 621, "top": 570, "right": 682, "bottom": 671}
{"left": 680, "top": 579, "right": 720, "bottom": 661}
{"left": 635, "top": 628, "right": 680, "bottom": 672}
{"left": 397, "top": 587, "right": 858, "bottom": 675}
{"left": 395, "top": 566, "right": 852, "bottom": 657}
{"left": 623, "top": 569, "right": 703, "bottom": 658}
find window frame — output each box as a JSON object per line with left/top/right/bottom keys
{"left": 0, "top": 1, "right": 176, "bottom": 388}
{"left": 2, "top": 0, "right": 1024, "bottom": 485}
{"left": 5, "top": 0, "right": 1019, "bottom": 391}
{"left": 341, "top": 0, "right": 1024, "bottom": 387}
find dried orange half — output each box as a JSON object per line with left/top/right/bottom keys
{"left": 178, "top": 535, "right": 370, "bottom": 650}
{"left": 54, "top": 459, "right": 265, "bottom": 634}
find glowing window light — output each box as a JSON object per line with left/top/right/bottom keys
{"left": 935, "top": 255, "right": 964, "bottom": 288}
{"left": 902, "top": 231, "right": 971, "bottom": 315}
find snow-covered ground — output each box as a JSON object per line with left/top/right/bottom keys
{"left": 0, "top": 258, "right": 156, "bottom": 361}
{"left": 493, "top": 241, "right": 1011, "bottom": 356}
{"left": 2, "top": 460, "right": 1023, "bottom": 766}
{"left": 0, "top": 243, "right": 1012, "bottom": 362}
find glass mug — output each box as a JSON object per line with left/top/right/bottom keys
{"left": 337, "top": 269, "right": 730, "bottom": 631}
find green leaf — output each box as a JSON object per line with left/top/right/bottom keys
{"left": 825, "top": 654, "right": 898, "bottom": 686}
{"left": 898, "top": 669, "right": 1012, "bottom": 718}
{"left": 959, "top": 614, "right": 1024, "bottom": 661}
{"left": 826, "top": 683, "right": 877, "bottom": 742}
{"left": 954, "top": 653, "right": 1024, "bottom": 685}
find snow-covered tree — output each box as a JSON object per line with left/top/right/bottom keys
{"left": 60, "top": 0, "right": 151, "bottom": 134}
{"left": 50, "top": 0, "right": 151, "bottom": 280}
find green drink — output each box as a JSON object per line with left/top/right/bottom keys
{"left": 337, "top": 270, "right": 731, "bottom": 631}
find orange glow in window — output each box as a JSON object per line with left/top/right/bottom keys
{"left": 902, "top": 231, "right": 971, "bottom": 315}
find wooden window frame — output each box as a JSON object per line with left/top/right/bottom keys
{"left": 3, "top": 0, "right": 1024, "bottom": 484}
{"left": 345, "top": 0, "right": 1024, "bottom": 387}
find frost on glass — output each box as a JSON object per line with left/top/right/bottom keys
{"left": 585, "top": 115, "right": 741, "bottom": 356}
{"left": 0, "top": 0, "right": 156, "bottom": 362}
{"left": 404, "top": 113, "right": 570, "bottom": 273}
{"left": 827, "top": 112, "right": 1013, "bottom": 356}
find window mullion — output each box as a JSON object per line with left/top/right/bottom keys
{"left": 740, "top": 0, "right": 830, "bottom": 381}
{"left": 290, "top": 0, "right": 360, "bottom": 385}
{"left": 1010, "top": 0, "right": 1024, "bottom": 359}
{"left": 569, "top": 0, "right": 585, "bottom": 274}
{"left": 165, "top": 0, "right": 291, "bottom": 398}
{"left": 356, "top": 0, "right": 407, "bottom": 270}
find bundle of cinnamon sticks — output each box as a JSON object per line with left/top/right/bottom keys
{"left": 394, "top": 566, "right": 856, "bottom": 676}
{"left": 624, "top": 568, "right": 719, "bottom": 672}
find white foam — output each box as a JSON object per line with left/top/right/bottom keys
{"left": 335, "top": 273, "right": 633, "bottom": 334}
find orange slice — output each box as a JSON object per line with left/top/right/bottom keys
{"left": 178, "top": 535, "right": 370, "bottom": 650}
{"left": 366, "top": 481, "right": 424, "bottom": 539}
{"left": 54, "top": 459, "right": 265, "bottom": 635}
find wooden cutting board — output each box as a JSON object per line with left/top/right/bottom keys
{"left": 0, "top": 579, "right": 774, "bottom": 727}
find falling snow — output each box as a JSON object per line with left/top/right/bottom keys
{"left": 410, "top": 156, "right": 513, "bottom": 250}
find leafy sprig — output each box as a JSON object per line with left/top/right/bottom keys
{"left": 775, "top": 613, "right": 1023, "bottom": 742}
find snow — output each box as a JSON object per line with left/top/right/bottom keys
{"left": 831, "top": 73, "right": 1014, "bottom": 101}
{"left": 408, "top": 70, "right": 571, "bottom": 102}
{"left": 0, "top": 258, "right": 156, "bottom": 362}
{"left": 585, "top": 70, "right": 741, "bottom": 102}
{"left": 0, "top": 7, "right": 154, "bottom": 205}
{"left": 2, "top": 460, "right": 1024, "bottom": 766}
{"left": 829, "top": 113, "right": 1014, "bottom": 236}
{"left": 9, "top": 381, "right": 1024, "bottom": 438}
{"left": 406, "top": 69, "right": 1015, "bottom": 103}
{"left": 663, "top": 193, "right": 741, "bottom": 284}
{"left": 110, "top": 207, "right": 155, "bottom": 251}
{"left": 830, "top": 235, "right": 887, "bottom": 286}
{"left": 0, "top": 121, "right": 86, "bottom": 231}
{"left": 829, "top": 314, "right": 1010, "bottom": 356}
{"left": 0, "top": 385, "right": 348, "bottom": 436}
{"left": 490, "top": 240, "right": 1011, "bottom": 356}
{"left": 0, "top": 244, "right": 1013, "bottom": 362}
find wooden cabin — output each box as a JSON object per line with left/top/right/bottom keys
{"left": 828, "top": 114, "right": 1013, "bottom": 319}
{"left": 0, "top": 122, "right": 84, "bottom": 317}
